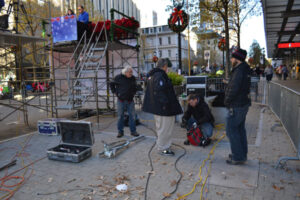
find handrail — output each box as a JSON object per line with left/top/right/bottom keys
{"left": 74, "top": 21, "right": 106, "bottom": 87}
{"left": 110, "top": 8, "right": 139, "bottom": 24}
{"left": 66, "top": 31, "right": 87, "bottom": 105}
{"left": 109, "top": 8, "right": 140, "bottom": 42}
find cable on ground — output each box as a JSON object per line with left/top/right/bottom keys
{"left": 141, "top": 123, "right": 187, "bottom": 200}
{"left": 176, "top": 124, "right": 225, "bottom": 200}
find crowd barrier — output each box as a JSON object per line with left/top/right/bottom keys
{"left": 268, "top": 82, "right": 300, "bottom": 168}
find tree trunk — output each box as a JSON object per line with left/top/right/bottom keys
{"left": 237, "top": 24, "right": 241, "bottom": 48}
{"left": 224, "top": 3, "right": 231, "bottom": 79}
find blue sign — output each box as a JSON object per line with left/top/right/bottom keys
{"left": 51, "top": 15, "right": 77, "bottom": 43}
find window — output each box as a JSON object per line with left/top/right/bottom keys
{"left": 159, "top": 50, "right": 162, "bottom": 57}
{"left": 142, "top": 29, "right": 144, "bottom": 34}
{"left": 207, "top": 40, "right": 210, "bottom": 45}
{"left": 168, "top": 50, "right": 171, "bottom": 57}
{"left": 159, "top": 27, "right": 162, "bottom": 32}
{"left": 150, "top": 28, "right": 153, "bottom": 33}
{"left": 159, "top": 37, "right": 162, "bottom": 45}
{"left": 154, "top": 27, "right": 157, "bottom": 33}
{"left": 168, "top": 37, "right": 171, "bottom": 44}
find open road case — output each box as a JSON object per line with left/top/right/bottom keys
{"left": 47, "top": 121, "right": 94, "bottom": 163}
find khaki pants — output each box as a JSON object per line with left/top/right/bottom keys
{"left": 154, "top": 115, "right": 175, "bottom": 151}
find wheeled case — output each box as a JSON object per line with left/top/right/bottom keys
{"left": 47, "top": 121, "right": 94, "bottom": 163}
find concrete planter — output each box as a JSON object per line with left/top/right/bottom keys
{"left": 174, "top": 85, "right": 184, "bottom": 96}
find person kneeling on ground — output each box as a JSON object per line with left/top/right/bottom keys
{"left": 181, "top": 94, "right": 215, "bottom": 145}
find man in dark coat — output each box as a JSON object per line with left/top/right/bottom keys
{"left": 142, "top": 58, "right": 182, "bottom": 156}
{"left": 0, "top": 0, "right": 4, "bottom": 11}
{"left": 181, "top": 94, "right": 214, "bottom": 145}
{"left": 110, "top": 66, "right": 139, "bottom": 138}
{"left": 225, "top": 48, "right": 251, "bottom": 165}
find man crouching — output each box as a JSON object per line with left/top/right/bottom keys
{"left": 181, "top": 94, "right": 215, "bottom": 145}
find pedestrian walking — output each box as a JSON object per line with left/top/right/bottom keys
{"left": 264, "top": 65, "right": 273, "bottom": 82}
{"left": 110, "top": 66, "right": 139, "bottom": 138}
{"left": 282, "top": 65, "right": 288, "bottom": 80}
{"left": 142, "top": 58, "right": 182, "bottom": 156}
{"left": 276, "top": 65, "right": 283, "bottom": 80}
{"left": 224, "top": 48, "right": 251, "bottom": 165}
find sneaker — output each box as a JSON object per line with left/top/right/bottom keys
{"left": 226, "top": 158, "right": 246, "bottom": 165}
{"left": 160, "top": 149, "right": 175, "bottom": 156}
{"left": 117, "top": 132, "right": 124, "bottom": 138}
{"left": 131, "top": 132, "right": 140, "bottom": 137}
{"left": 183, "top": 139, "right": 190, "bottom": 145}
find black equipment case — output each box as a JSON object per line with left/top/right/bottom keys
{"left": 47, "top": 121, "right": 94, "bottom": 163}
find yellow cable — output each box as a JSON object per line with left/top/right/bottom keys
{"left": 176, "top": 124, "right": 225, "bottom": 200}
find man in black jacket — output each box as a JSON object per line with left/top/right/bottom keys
{"left": 142, "top": 58, "right": 182, "bottom": 156}
{"left": 110, "top": 66, "right": 139, "bottom": 138}
{"left": 182, "top": 94, "right": 214, "bottom": 145}
{"left": 225, "top": 48, "right": 251, "bottom": 165}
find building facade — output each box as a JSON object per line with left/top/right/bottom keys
{"left": 140, "top": 25, "right": 196, "bottom": 73}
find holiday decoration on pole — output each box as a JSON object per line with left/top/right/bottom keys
{"left": 218, "top": 37, "right": 226, "bottom": 51}
{"left": 168, "top": 2, "right": 189, "bottom": 33}
{"left": 152, "top": 55, "right": 158, "bottom": 63}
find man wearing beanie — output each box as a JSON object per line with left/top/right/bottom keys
{"left": 224, "top": 48, "right": 251, "bottom": 165}
{"left": 143, "top": 58, "right": 183, "bottom": 156}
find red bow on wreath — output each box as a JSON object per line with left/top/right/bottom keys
{"left": 171, "top": 8, "right": 184, "bottom": 25}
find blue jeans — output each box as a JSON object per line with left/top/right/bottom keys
{"left": 117, "top": 99, "right": 136, "bottom": 134}
{"left": 226, "top": 105, "right": 249, "bottom": 161}
{"left": 187, "top": 117, "right": 213, "bottom": 138}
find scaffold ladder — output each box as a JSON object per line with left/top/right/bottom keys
{"left": 57, "top": 20, "right": 108, "bottom": 110}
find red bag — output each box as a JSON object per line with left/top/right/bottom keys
{"left": 187, "top": 126, "right": 211, "bottom": 147}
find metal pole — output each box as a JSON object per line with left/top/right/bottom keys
{"left": 106, "top": 50, "right": 110, "bottom": 109}
{"left": 95, "top": 75, "right": 99, "bottom": 126}
{"left": 223, "top": 48, "right": 224, "bottom": 69}
{"left": 187, "top": 0, "right": 191, "bottom": 76}
{"left": 178, "top": 32, "right": 182, "bottom": 71}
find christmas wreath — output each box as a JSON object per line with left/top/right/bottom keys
{"left": 168, "top": 8, "right": 189, "bottom": 33}
{"left": 218, "top": 38, "right": 226, "bottom": 51}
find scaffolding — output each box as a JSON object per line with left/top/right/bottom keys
{"left": 0, "top": 0, "right": 54, "bottom": 126}
{"left": 51, "top": 8, "right": 140, "bottom": 124}
{"left": 0, "top": 0, "right": 140, "bottom": 127}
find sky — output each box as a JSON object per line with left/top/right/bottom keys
{"left": 137, "top": 0, "right": 267, "bottom": 54}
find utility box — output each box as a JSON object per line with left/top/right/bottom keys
{"left": 185, "top": 76, "right": 207, "bottom": 97}
{"left": 47, "top": 121, "right": 94, "bottom": 163}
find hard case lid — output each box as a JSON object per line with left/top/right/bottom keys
{"left": 60, "top": 120, "right": 94, "bottom": 146}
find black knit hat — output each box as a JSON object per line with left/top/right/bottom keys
{"left": 232, "top": 48, "right": 247, "bottom": 61}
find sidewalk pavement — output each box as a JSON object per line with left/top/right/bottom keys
{"left": 0, "top": 103, "right": 299, "bottom": 200}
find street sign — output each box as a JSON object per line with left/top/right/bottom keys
{"left": 204, "top": 50, "right": 210, "bottom": 60}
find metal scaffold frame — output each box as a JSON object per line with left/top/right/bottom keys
{"left": 51, "top": 8, "right": 140, "bottom": 122}
{"left": 0, "top": 3, "right": 140, "bottom": 126}
{"left": 0, "top": 0, "right": 56, "bottom": 126}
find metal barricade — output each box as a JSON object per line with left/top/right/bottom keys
{"left": 268, "top": 82, "right": 300, "bottom": 168}
{"left": 251, "top": 76, "right": 260, "bottom": 101}
{"left": 206, "top": 78, "right": 226, "bottom": 93}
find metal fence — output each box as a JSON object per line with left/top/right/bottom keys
{"left": 268, "top": 82, "right": 300, "bottom": 168}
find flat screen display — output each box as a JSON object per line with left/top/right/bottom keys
{"left": 51, "top": 15, "right": 77, "bottom": 43}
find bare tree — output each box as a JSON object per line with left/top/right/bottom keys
{"left": 232, "top": 0, "right": 261, "bottom": 48}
